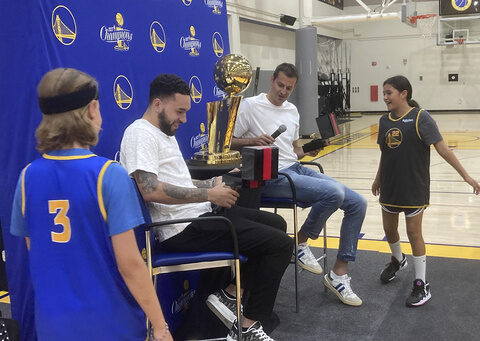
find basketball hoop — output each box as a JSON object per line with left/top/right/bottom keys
{"left": 455, "top": 38, "right": 466, "bottom": 45}
{"left": 409, "top": 14, "right": 437, "bottom": 38}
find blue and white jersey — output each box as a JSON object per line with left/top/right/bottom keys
{"left": 10, "top": 149, "right": 146, "bottom": 341}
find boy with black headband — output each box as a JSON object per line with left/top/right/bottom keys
{"left": 10, "top": 68, "right": 171, "bottom": 341}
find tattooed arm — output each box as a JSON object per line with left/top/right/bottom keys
{"left": 192, "top": 178, "right": 217, "bottom": 188}
{"left": 133, "top": 170, "right": 239, "bottom": 207}
{"left": 133, "top": 170, "right": 207, "bottom": 204}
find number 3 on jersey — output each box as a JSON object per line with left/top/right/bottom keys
{"left": 48, "top": 200, "right": 71, "bottom": 243}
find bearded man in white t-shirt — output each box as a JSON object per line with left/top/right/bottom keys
{"left": 231, "top": 63, "right": 367, "bottom": 307}
{"left": 120, "top": 74, "right": 292, "bottom": 341}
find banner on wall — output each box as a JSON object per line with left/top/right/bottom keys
{"left": 0, "top": 0, "right": 229, "bottom": 339}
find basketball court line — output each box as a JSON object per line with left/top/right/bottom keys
{"left": 308, "top": 236, "right": 480, "bottom": 260}
{"left": 303, "top": 125, "right": 480, "bottom": 162}
{"left": 0, "top": 291, "right": 10, "bottom": 304}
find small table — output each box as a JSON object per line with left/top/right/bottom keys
{"left": 186, "top": 159, "right": 262, "bottom": 209}
{"left": 185, "top": 159, "right": 240, "bottom": 180}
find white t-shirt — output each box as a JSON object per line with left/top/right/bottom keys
{"left": 120, "top": 119, "right": 211, "bottom": 242}
{"left": 234, "top": 93, "right": 300, "bottom": 170}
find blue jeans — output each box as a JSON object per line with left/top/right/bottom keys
{"left": 262, "top": 162, "right": 367, "bottom": 262}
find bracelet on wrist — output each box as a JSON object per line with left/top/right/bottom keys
{"left": 149, "top": 323, "right": 169, "bottom": 341}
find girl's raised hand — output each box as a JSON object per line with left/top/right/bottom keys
{"left": 465, "top": 175, "right": 480, "bottom": 195}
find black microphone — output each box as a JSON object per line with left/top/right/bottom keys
{"left": 271, "top": 125, "right": 287, "bottom": 139}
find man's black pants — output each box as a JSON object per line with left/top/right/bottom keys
{"left": 161, "top": 205, "right": 293, "bottom": 322}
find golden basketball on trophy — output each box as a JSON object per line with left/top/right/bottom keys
{"left": 193, "top": 54, "right": 252, "bottom": 164}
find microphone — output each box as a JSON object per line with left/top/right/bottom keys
{"left": 271, "top": 125, "right": 287, "bottom": 139}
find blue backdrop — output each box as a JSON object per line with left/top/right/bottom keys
{"left": 0, "top": 0, "right": 229, "bottom": 339}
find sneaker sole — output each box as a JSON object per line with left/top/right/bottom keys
{"left": 323, "top": 275, "right": 362, "bottom": 307}
{"left": 298, "top": 261, "right": 323, "bottom": 275}
{"left": 380, "top": 260, "right": 408, "bottom": 284}
{"left": 206, "top": 294, "right": 236, "bottom": 329}
{"left": 406, "top": 291, "right": 431, "bottom": 307}
{"left": 226, "top": 328, "right": 240, "bottom": 341}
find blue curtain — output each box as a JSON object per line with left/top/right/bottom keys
{"left": 0, "top": 1, "right": 230, "bottom": 339}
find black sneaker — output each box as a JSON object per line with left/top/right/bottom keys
{"left": 226, "top": 320, "right": 275, "bottom": 341}
{"left": 406, "top": 279, "right": 431, "bottom": 307}
{"left": 380, "top": 254, "right": 407, "bottom": 283}
{"left": 206, "top": 289, "right": 241, "bottom": 329}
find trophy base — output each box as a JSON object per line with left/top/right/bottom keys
{"left": 192, "top": 151, "right": 241, "bottom": 165}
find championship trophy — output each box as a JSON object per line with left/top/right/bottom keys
{"left": 192, "top": 54, "right": 252, "bottom": 165}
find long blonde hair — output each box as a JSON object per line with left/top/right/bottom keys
{"left": 35, "top": 68, "right": 99, "bottom": 153}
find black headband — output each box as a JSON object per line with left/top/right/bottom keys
{"left": 38, "top": 85, "right": 98, "bottom": 115}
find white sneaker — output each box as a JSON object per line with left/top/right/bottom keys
{"left": 323, "top": 271, "right": 362, "bottom": 306}
{"left": 206, "top": 289, "right": 241, "bottom": 329}
{"left": 296, "top": 243, "right": 323, "bottom": 274}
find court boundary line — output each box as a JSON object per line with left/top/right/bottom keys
{"left": 308, "top": 236, "right": 480, "bottom": 260}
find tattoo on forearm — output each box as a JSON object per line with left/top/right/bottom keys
{"left": 192, "top": 178, "right": 215, "bottom": 188}
{"left": 134, "top": 170, "right": 208, "bottom": 202}
{"left": 162, "top": 183, "right": 208, "bottom": 201}
{"left": 135, "top": 171, "right": 158, "bottom": 194}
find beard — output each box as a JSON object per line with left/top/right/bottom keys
{"left": 158, "top": 109, "right": 177, "bottom": 136}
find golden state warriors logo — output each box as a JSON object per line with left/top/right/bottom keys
{"left": 171, "top": 280, "right": 195, "bottom": 314}
{"left": 190, "top": 122, "right": 209, "bottom": 150}
{"left": 385, "top": 128, "right": 403, "bottom": 149}
{"left": 180, "top": 26, "right": 202, "bottom": 57}
{"left": 51, "top": 5, "right": 77, "bottom": 45}
{"left": 182, "top": 0, "right": 193, "bottom": 5}
{"left": 452, "top": 0, "right": 471, "bottom": 11}
{"left": 204, "top": 0, "right": 223, "bottom": 14}
{"left": 213, "top": 85, "right": 225, "bottom": 98}
{"left": 150, "top": 21, "right": 166, "bottom": 53}
{"left": 100, "top": 13, "right": 133, "bottom": 51}
{"left": 212, "top": 32, "right": 224, "bottom": 57}
{"left": 113, "top": 75, "right": 133, "bottom": 110}
{"left": 189, "top": 76, "right": 202, "bottom": 103}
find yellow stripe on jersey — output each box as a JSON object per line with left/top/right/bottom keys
{"left": 388, "top": 107, "right": 414, "bottom": 121}
{"left": 416, "top": 109, "right": 424, "bottom": 140}
{"left": 42, "top": 153, "right": 96, "bottom": 160}
{"left": 97, "top": 160, "right": 116, "bottom": 222}
{"left": 21, "top": 164, "right": 32, "bottom": 217}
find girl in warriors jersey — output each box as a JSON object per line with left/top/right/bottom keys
{"left": 372, "top": 75, "right": 479, "bottom": 307}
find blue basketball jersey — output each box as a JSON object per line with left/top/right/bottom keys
{"left": 21, "top": 151, "right": 146, "bottom": 341}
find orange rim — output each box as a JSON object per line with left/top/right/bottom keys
{"left": 409, "top": 14, "right": 436, "bottom": 24}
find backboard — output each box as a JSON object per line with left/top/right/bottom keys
{"left": 402, "top": 0, "right": 417, "bottom": 27}
{"left": 437, "top": 15, "right": 480, "bottom": 45}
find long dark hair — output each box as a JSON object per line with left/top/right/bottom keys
{"left": 383, "top": 75, "right": 419, "bottom": 108}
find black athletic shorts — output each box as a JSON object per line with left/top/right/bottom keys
{"left": 381, "top": 205, "right": 426, "bottom": 218}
